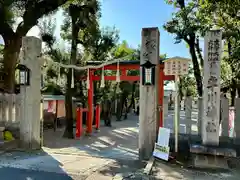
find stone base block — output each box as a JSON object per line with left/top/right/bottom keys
{"left": 191, "top": 154, "right": 229, "bottom": 169}
{"left": 190, "top": 143, "right": 236, "bottom": 157}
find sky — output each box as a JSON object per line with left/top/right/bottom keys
{"left": 99, "top": 0, "right": 190, "bottom": 58}
{"left": 0, "top": 0, "right": 192, "bottom": 90}
{"left": 0, "top": 0, "right": 191, "bottom": 59}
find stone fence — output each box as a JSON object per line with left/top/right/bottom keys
{"left": 162, "top": 96, "right": 240, "bottom": 138}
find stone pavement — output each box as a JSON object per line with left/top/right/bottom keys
{"left": 43, "top": 114, "right": 139, "bottom": 160}
{"left": 0, "top": 114, "right": 145, "bottom": 179}
{"left": 150, "top": 160, "right": 240, "bottom": 180}
{"left": 1, "top": 112, "right": 239, "bottom": 179}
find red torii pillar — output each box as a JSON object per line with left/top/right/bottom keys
{"left": 85, "top": 62, "right": 174, "bottom": 134}
{"left": 158, "top": 63, "right": 165, "bottom": 128}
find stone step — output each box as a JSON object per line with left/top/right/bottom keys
{"left": 191, "top": 154, "right": 229, "bottom": 169}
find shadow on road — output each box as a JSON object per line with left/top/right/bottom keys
{"left": 43, "top": 115, "right": 139, "bottom": 160}
{"left": 0, "top": 150, "right": 75, "bottom": 180}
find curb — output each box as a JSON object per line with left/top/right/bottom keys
{"left": 143, "top": 156, "right": 155, "bottom": 175}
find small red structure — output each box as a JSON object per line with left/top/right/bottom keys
{"left": 76, "top": 105, "right": 83, "bottom": 138}
{"left": 75, "top": 104, "right": 101, "bottom": 138}
{"left": 76, "top": 59, "right": 174, "bottom": 135}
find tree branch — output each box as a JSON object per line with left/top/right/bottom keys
{"left": 0, "top": 21, "right": 15, "bottom": 44}
{"left": 195, "top": 37, "right": 204, "bottom": 68}
{"left": 16, "top": 0, "right": 69, "bottom": 36}
{"left": 0, "top": 4, "right": 15, "bottom": 43}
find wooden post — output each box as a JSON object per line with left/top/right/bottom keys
{"left": 95, "top": 103, "right": 100, "bottom": 130}
{"left": 139, "top": 27, "right": 159, "bottom": 160}
{"left": 185, "top": 96, "right": 192, "bottom": 135}
{"left": 174, "top": 75, "right": 180, "bottom": 153}
{"left": 87, "top": 69, "right": 94, "bottom": 134}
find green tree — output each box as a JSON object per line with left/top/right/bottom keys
{"left": 41, "top": 0, "right": 100, "bottom": 138}
{"left": 0, "top": 0, "right": 76, "bottom": 92}
{"left": 63, "top": 0, "right": 101, "bottom": 138}
{"left": 163, "top": 0, "right": 207, "bottom": 97}
{"left": 199, "top": 0, "right": 240, "bottom": 105}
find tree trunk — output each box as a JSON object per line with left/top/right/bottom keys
{"left": 116, "top": 98, "right": 122, "bottom": 121}
{"left": 79, "top": 81, "right": 85, "bottom": 106}
{"left": 63, "top": 14, "right": 79, "bottom": 138}
{"left": 63, "top": 69, "right": 74, "bottom": 138}
{"left": 188, "top": 38, "right": 203, "bottom": 97}
{"left": 195, "top": 37, "right": 204, "bottom": 68}
{"left": 127, "top": 82, "right": 136, "bottom": 113}
{"left": 124, "top": 98, "right": 128, "bottom": 119}
{"left": 3, "top": 37, "right": 21, "bottom": 93}
{"left": 230, "top": 87, "right": 236, "bottom": 106}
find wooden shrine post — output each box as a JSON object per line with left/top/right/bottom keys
{"left": 139, "top": 27, "right": 160, "bottom": 160}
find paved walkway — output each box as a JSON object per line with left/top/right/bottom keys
{"left": 151, "top": 160, "right": 240, "bottom": 180}
{"left": 0, "top": 114, "right": 143, "bottom": 180}
{"left": 43, "top": 114, "right": 139, "bottom": 159}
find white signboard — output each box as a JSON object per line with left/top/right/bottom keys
{"left": 153, "top": 127, "right": 170, "bottom": 161}
{"left": 202, "top": 30, "right": 222, "bottom": 146}
{"left": 164, "top": 58, "right": 189, "bottom": 75}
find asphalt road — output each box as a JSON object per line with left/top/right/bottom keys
{"left": 0, "top": 167, "right": 82, "bottom": 180}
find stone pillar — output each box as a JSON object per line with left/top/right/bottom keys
{"left": 15, "top": 94, "right": 21, "bottom": 127}
{"left": 235, "top": 98, "right": 240, "bottom": 139}
{"left": 220, "top": 96, "right": 229, "bottom": 137}
{"left": 202, "top": 30, "right": 222, "bottom": 146}
{"left": 19, "top": 36, "right": 42, "bottom": 149}
{"left": 139, "top": 27, "right": 159, "bottom": 160}
{"left": 198, "top": 97, "right": 203, "bottom": 135}
{"left": 163, "top": 96, "right": 169, "bottom": 118}
{"left": 2, "top": 94, "right": 7, "bottom": 124}
{"left": 185, "top": 96, "right": 192, "bottom": 135}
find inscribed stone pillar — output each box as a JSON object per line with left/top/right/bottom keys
{"left": 19, "top": 36, "right": 42, "bottom": 149}
{"left": 139, "top": 27, "right": 159, "bottom": 160}
{"left": 185, "top": 96, "right": 192, "bottom": 135}
{"left": 235, "top": 98, "right": 240, "bottom": 139}
{"left": 220, "top": 96, "right": 229, "bottom": 137}
{"left": 202, "top": 30, "right": 222, "bottom": 146}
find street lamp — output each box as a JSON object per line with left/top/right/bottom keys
{"left": 15, "top": 64, "right": 30, "bottom": 86}
{"left": 140, "top": 60, "right": 156, "bottom": 86}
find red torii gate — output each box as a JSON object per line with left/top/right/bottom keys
{"left": 84, "top": 60, "right": 174, "bottom": 134}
